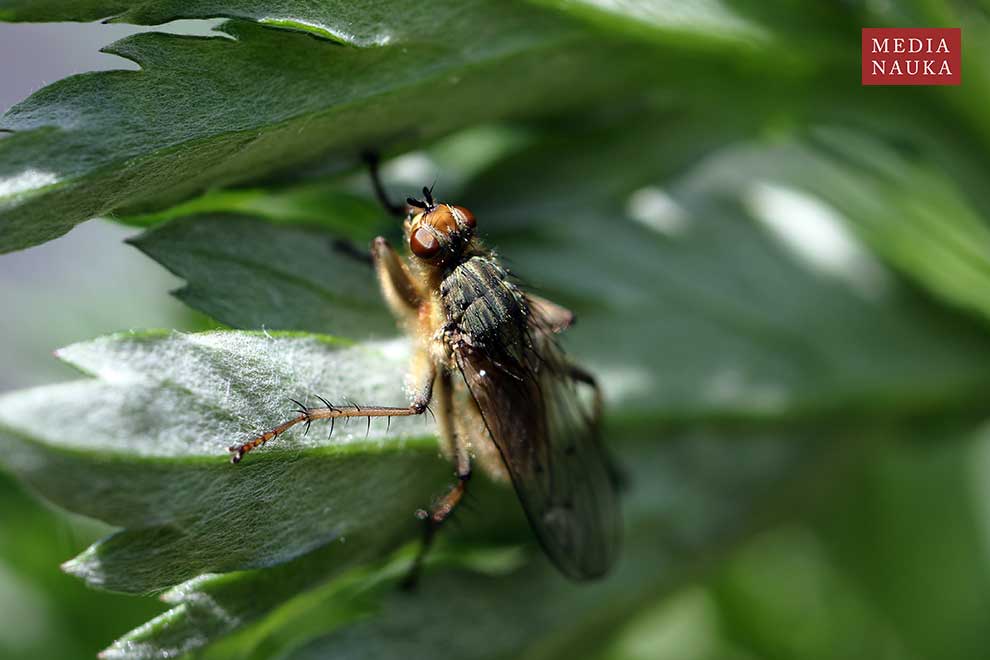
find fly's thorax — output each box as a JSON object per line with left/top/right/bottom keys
{"left": 439, "top": 255, "right": 530, "bottom": 355}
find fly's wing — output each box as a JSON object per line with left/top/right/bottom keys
{"left": 453, "top": 311, "right": 620, "bottom": 580}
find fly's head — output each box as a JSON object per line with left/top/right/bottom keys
{"left": 403, "top": 186, "right": 476, "bottom": 268}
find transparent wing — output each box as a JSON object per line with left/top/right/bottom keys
{"left": 453, "top": 309, "right": 620, "bottom": 580}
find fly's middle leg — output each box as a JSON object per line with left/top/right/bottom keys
{"left": 228, "top": 399, "right": 430, "bottom": 464}
{"left": 402, "top": 369, "right": 471, "bottom": 589}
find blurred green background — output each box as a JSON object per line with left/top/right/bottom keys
{"left": 3, "top": 5, "right": 990, "bottom": 660}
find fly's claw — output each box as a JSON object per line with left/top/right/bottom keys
{"left": 228, "top": 424, "right": 282, "bottom": 463}
{"left": 229, "top": 444, "right": 246, "bottom": 464}
{"left": 228, "top": 436, "right": 263, "bottom": 464}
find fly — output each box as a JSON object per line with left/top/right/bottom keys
{"left": 229, "top": 155, "right": 621, "bottom": 585}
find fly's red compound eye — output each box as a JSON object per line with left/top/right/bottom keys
{"left": 410, "top": 227, "right": 440, "bottom": 258}
{"left": 451, "top": 205, "right": 476, "bottom": 228}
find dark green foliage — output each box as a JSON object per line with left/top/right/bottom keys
{"left": 2, "top": 1, "right": 990, "bottom": 658}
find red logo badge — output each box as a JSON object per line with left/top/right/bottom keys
{"left": 862, "top": 28, "right": 961, "bottom": 85}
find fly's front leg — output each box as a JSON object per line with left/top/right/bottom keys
{"left": 228, "top": 352, "right": 436, "bottom": 463}
{"left": 363, "top": 151, "right": 406, "bottom": 218}
{"left": 403, "top": 369, "right": 471, "bottom": 589}
{"left": 365, "top": 151, "right": 423, "bottom": 324}
{"left": 373, "top": 237, "right": 421, "bottom": 326}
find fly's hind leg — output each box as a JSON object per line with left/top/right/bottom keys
{"left": 402, "top": 369, "right": 471, "bottom": 590}
{"left": 567, "top": 363, "right": 627, "bottom": 491}
{"left": 567, "top": 363, "right": 603, "bottom": 424}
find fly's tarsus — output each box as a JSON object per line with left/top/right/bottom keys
{"left": 228, "top": 399, "right": 427, "bottom": 464}
{"left": 402, "top": 469, "right": 472, "bottom": 590}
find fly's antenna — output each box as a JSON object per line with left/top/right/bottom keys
{"left": 406, "top": 181, "right": 439, "bottom": 213}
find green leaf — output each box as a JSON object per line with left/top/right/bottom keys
{"left": 626, "top": 125, "right": 990, "bottom": 330}
{"left": 0, "top": 472, "right": 167, "bottom": 658}
{"left": 796, "top": 129, "right": 990, "bottom": 326}
{"left": 99, "top": 480, "right": 531, "bottom": 660}
{"left": 531, "top": 0, "right": 774, "bottom": 48}
{"left": 0, "top": 330, "right": 450, "bottom": 593}
{"left": 104, "top": 434, "right": 836, "bottom": 660}
{"left": 127, "top": 215, "right": 395, "bottom": 337}
{"left": 199, "top": 435, "right": 845, "bottom": 660}
{"left": 0, "top": 0, "right": 546, "bottom": 46}
{"left": 708, "top": 525, "right": 914, "bottom": 660}
{"left": 0, "top": 0, "right": 775, "bottom": 49}
{"left": 0, "top": 2, "right": 676, "bottom": 254}
{"left": 815, "top": 433, "right": 990, "bottom": 660}
{"left": 0, "top": 0, "right": 132, "bottom": 22}
{"left": 3, "top": 0, "right": 897, "bottom": 256}
{"left": 119, "top": 184, "right": 389, "bottom": 237}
